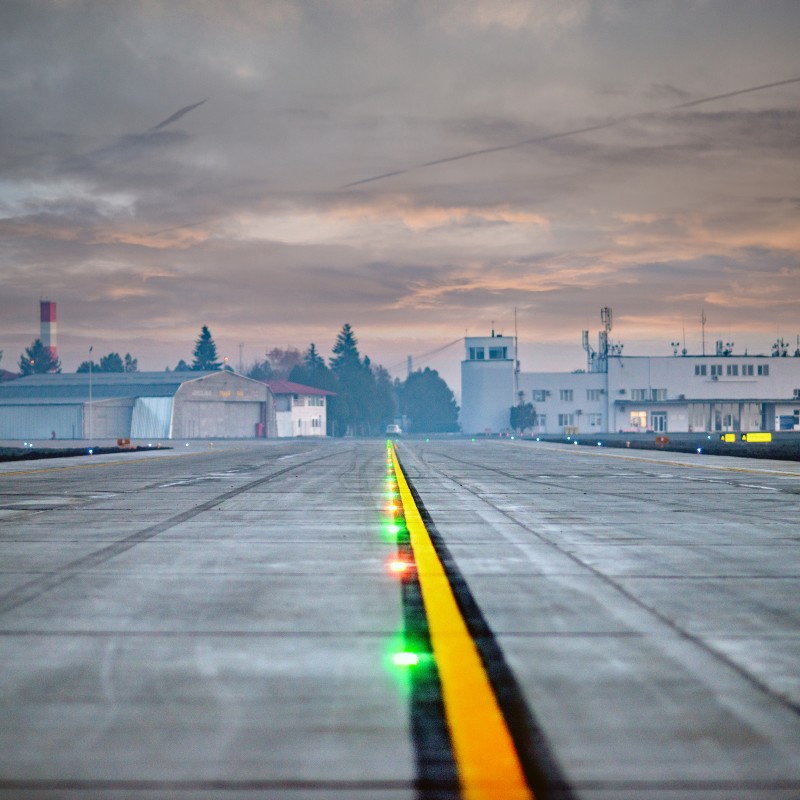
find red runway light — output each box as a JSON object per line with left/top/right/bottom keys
{"left": 388, "top": 558, "right": 411, "bottom": 575}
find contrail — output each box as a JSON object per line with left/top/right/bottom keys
{"left": 341, "top": 76, "right": 800, "bottom": 188}
{"left": 149, "top": 99, "right": 207, "bottom": 132}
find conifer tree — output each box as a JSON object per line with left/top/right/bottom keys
{"left": 191, "top": 325, "right": 222, "bottom": 370}
{"left": 19, "top": 339, "right": 61, "bottom": 375}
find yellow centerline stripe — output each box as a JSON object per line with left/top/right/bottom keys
{"left": 391, "top": 445, "right": 533, "bottom": 800}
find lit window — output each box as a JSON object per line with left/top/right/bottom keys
{"left": 630, "top": 411, "right": 647, "bottom": 428}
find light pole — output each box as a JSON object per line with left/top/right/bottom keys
{"left": 88, "top": 346, "right": 93, "bottom": 441}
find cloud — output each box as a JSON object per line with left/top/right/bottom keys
{"left": 1, "top": 0, "right": 800, "bottom": 376}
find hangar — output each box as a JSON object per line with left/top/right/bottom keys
{"left": 0, "top": 371, "right": 277, "bottom": 440}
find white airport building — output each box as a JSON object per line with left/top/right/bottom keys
{"left": 460, "top": 313, "right": 800, "bottom": 436}
{"left": 266, "top": 380, "right": 333, "bottom": 438}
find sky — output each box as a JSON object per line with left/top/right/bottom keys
{"left": 2, "top": 0, "right": 799, "bottom": 394}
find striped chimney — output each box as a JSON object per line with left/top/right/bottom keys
{"left": 40, "top": 300, "right": 57, "bottom": 358}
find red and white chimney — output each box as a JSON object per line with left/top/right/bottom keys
{"left": 40, "top": 300, "right": 57, "bottom": 358}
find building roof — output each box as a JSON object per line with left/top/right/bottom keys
{"left": 0, "top": 371, "right": 217, "bottom": 401}
{"left": 265, "top": 379, "right": 335, "bottom": 397}
{"left": 614, "top": 398, "right": 797, "bottom": 406}
{"left": 0, "top": 369, "right": 18, "bottom": 383}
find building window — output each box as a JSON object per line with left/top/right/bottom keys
{"left": 308, "top": 396, "right": 324, "bottom": 406}
{"left": 726, "top": 365, "right": 738, "bottom": 376}
{"left": 293, "top": 395, "right": 305, "bottom": 406}
{"left": 558, "top": 413, "right": 574, "bottom": 427}
{"left": 710, "top": 364, "right": 722, "bottom": 377}
{"left": 631, "top": 389, "right": 648, "bottom": 401}
{"left": 694, "top": 365, "right": 707, "bottom": 376}
{"left": 630, "top": 411, "right": 647, "bottom": 429}
{"left": 742, "top": 364, "right": 754, "bottom": 376}
{"left": 586, "top": 389, "right": 602, "bottom": 401}
{"left": 532, "top": 389, "right": 547, "bottom": 402}
{"left": 651, "top": 412, "right": 667, "bottom": 432}
{"left": 538, "top": 414, "right": 546, "bottom": 428}
{"left": 793, "top": 389, "right": 800, "bottom": 399}
{"left": 651, "top": 388, "right": 667, "bottom": 401}
{"left": 758, "top": 364, "right": 769, "bottom": 376}
{"left": 468, "top": 347, "right": 485, "bottom": 360}
{"left": 560, "top": 389, "right": 573, "bottom": 401}
{"left": 488, "top": 347, "right": 508, "bottom": 359}
{"left": 587, "top": 413, "right": 602, "bottom": 426}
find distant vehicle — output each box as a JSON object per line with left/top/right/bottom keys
{"left": 386, "top": 424, "right": 402, "bottom": 435}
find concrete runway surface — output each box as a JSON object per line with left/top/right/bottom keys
{"left": 0, "top": 439, "right": 798, "bottom": 799}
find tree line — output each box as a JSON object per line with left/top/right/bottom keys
{"left": 9, "top": 323, "right": 460, "bottom": 436}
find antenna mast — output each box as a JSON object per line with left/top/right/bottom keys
{"left": 514, "top": 307, "right": 520, "bottom": 400}
{"left": 701, "top": 309, "right": 707, "bottom": 356}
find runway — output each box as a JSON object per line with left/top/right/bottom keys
{"left": 1, "top": 438, "right": 798, "bottom": 798}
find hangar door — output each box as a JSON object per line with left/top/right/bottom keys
{"left": 174, "top": 401, "right": 263, "bottom": 439}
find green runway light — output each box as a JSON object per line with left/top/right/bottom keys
{"left": 393, "top": 652, "right": 420, "bottom": 667}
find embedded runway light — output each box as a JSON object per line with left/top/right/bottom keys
{"left": 392, "top": 652, "right": 420, "bottom": 667}
{"left": 388, "top": 559, "right": 410, "bottom": 574}
{"left": 597, "top": 441, "right": 602, "bottom": 446}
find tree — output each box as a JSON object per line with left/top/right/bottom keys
{"left": 510, "top": 402, "right": 537, "bottom": 432}
{"left": 330, "top": 324, "right": 361, "bottom": 373}
{"left": 266, "top": 347, "right": 303, "bottom": 378}
{"left": 246, "top": 359, "right": 274, "bottom": 381}
{"left": 191, "top": 325, "right": 221, "bottom": 370}
{"left": 289, "top": 343, "right": 336, "bottom": 391}
{"left": 329, "top": 324, "right": 375, "bottom": 436}
{"left": 19, "top": 339, "right": 61, "bottom": 375}
{"left": 99, "top": 352, "right": 124, "bottom": 372}
{"left": 77, "top": 351, "right": 138, "bottom": 373}
{"left": 174, "top": 359, "right": 192, "bottom": 372}
{"left": 371, "top": 364, "right": 397, "bottom": 432}
{"left": 401, "top": 368, "right": 459, "bottom": 433}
